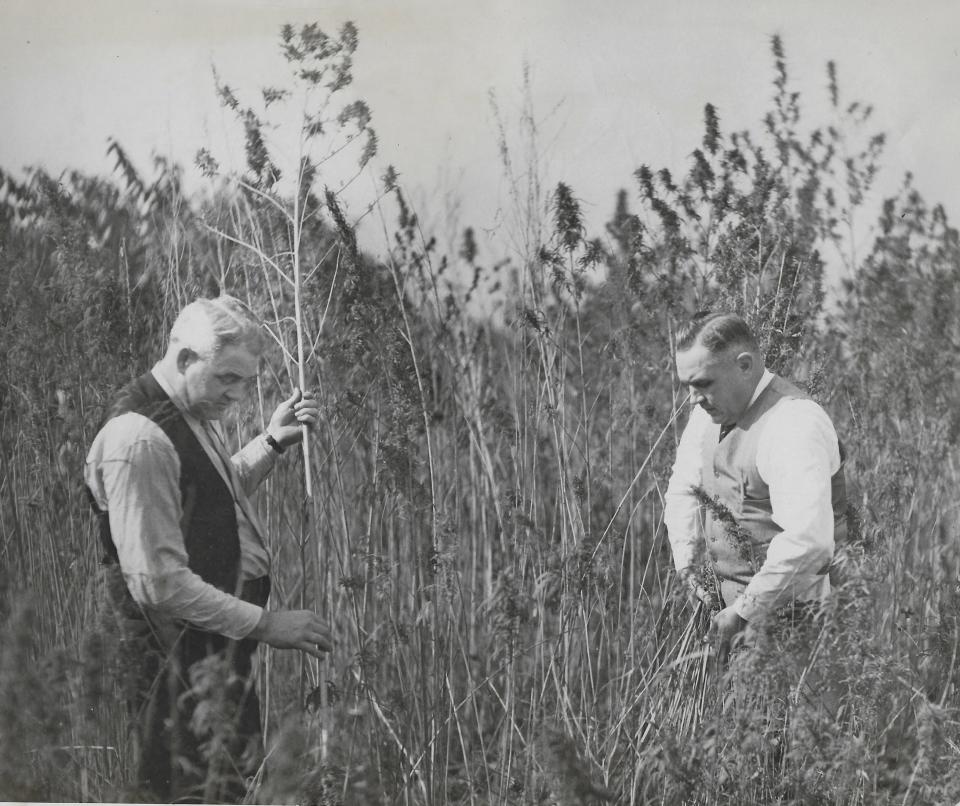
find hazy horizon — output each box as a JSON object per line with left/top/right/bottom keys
{"left": 2, "top": 0, "right": 958, "bottom": 261}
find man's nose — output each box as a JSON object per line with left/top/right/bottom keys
{"left": 690, "top": 388, "right": 705, "bottom": 405}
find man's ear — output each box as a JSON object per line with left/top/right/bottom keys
{"left": 176, "top": 347, "right": 198, "bottom": 374}
{"left": 735, "top": 351, "right": 755, "bottom": 374}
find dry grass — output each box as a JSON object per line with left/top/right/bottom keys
{"left": 2, "top": 26, "right": 960, "bottom": 806}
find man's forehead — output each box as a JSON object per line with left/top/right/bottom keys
{"left": 210, "top": 345, "right": 260, "bottom": 375}
{"left": 675, "top": 343, "right": 721, "bottom": 379}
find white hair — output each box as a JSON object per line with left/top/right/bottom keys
{"left": 168, "top": 296, "right": 264, "bottom": 357}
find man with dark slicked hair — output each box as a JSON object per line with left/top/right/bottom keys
{"left": 665, "top": 311, "right": 848, "bottom": 661}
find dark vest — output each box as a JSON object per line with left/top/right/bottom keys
{"left": 90, "top": 371, "right": 242, "bottom": 596}
{"left": 88, "top": 372, "right": 269, "bottom": 802}
{"left": 700, "top": 375, "right": 848, "bottom": 590}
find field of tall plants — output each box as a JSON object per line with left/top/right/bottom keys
{"left": 2, "top": 24, "right": 960, "bottom": 805}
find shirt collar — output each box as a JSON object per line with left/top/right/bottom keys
{"left": 151, "top": 361, "right": 202, "bottom": 425}
{"left": 746, "top": 369, "right": 774, "bottom": 410}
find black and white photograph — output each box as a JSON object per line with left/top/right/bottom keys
{"left": 1, "top": 1, "right": 959, "bottom": 803}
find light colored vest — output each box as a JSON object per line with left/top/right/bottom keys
{"left": 699, "top": 375, "right": 847, "bottom": 605}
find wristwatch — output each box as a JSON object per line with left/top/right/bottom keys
{"left": 264, "top": 433, "right": 286, "bottom": 455}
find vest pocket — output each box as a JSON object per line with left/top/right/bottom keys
{"left": 741, "top": 494, "right": 771, "bottom": 509}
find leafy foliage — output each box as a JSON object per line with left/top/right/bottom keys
{"left": 0, "top": 26, "right": 958, "bottom": 806}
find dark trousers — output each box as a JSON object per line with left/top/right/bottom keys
{"left": 106, "top": 568, "right": 270, "bottom": 803}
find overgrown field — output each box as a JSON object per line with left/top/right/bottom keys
{"left": 1, "top": 26, "right": 959, "bottom": 805}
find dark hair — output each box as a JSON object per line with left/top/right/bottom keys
{"left": 675, "top": 311, "right": 758, "bottom": 354}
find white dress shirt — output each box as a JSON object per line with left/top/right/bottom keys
{"left": 85, "top": 363, "right": 277, "bottom": 640}
{"left": 664, "top": 370, "right": 842, "bottom": 621}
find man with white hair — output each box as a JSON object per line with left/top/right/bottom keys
{"left": 664, "top": 311, "right": 848, "bottom": 662}
{"left": 85, "top": 295, "right": 331, "bottom": 802}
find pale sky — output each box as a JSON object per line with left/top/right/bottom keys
{"left": 2, "top": 0, "right": 958, "bottom": 263}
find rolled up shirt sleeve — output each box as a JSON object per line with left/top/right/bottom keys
{"left": 733, "top": 400, "right": 840, "bottom": 621}
{"left": 664, "top": 406, "right": 713, "bottom": 572}
{"left": 85, "top": 414, "right": 263, "bottom": 640}
{"left": 231, "top": 432, "right": 278, "bottom": 497}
